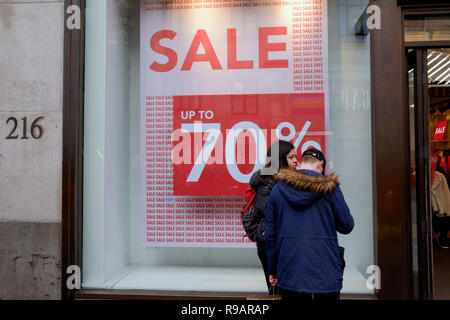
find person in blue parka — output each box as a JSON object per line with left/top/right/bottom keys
{"left": 265, "top": 148, "right": 354, "bottom": 301}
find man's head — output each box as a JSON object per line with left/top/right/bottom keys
{"left": 299, "top": 148, "right": 326, "bottom": 174}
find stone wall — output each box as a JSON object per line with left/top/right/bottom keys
{"left": 0, "top": 0, "right": 64, "bottom": 300}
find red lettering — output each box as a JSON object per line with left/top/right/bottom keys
{"left": 181, "top": 29, "right": 222, "bottom": 71}
{"left": 227, "top": 28, "right": 253, "bottom": 69}
{"left": 150, "top": 30, "right": 178, "bottom": 72}
{"left": 259, "top": 27, "right": 288, "bottom": 69}
{"left": 150, "top": 27, "right": 289, "bottom": 72}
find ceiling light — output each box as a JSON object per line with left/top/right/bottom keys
{"left": 429, "top": 60, "right": 450, "bottom": 80}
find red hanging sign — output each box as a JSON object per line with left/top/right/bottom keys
{"left": 433, "top": 120, "right": 447, "bottom": 141}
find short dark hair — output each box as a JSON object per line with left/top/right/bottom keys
{"left": 301, "top": 148, "right": 326, "bottom": 170}
{"left": 300, "top": 155, "right": 320, "bottom": 165}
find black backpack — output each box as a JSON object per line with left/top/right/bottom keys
{"left": 240, "top": 187, "right": 258, "bottom": 242}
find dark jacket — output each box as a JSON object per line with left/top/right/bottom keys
{"left": 265, "top": 168, "right": 354, "bottom": 294}
{"left": 250, "top": 170, "right": 276, "bottom": 245}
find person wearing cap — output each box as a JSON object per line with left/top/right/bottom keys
{"left": 265, "top": 148, "right": 354, "bottom": 301}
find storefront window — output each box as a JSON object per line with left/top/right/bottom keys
{"left": 82, "top": 0, "right": 374, "bottom": 295}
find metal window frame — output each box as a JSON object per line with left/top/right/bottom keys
{"left": 62, "top": 0, "right": 85, "bottom": 301}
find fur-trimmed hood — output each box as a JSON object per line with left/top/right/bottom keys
{"left": 275, "top": 168, "right": 340, "bottom": 193}
{"left": 273, "top": 168, "right": 340, "bottom": 208}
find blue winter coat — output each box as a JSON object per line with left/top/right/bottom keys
{"left": 265, "top": 168, "right": 354, "bottom": 294}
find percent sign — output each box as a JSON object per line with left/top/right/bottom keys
{"left": 181, "top": 120, "right": 321, "bottom": 183}
{"left": 277, "top": 121, "right": 321, "bottom": 153}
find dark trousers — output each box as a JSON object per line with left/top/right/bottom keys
{"left": 280, "top": 287, "right": 340, "bottom": 301}
{"left": 257, "top": 243, "right": 279, "bottom": 295}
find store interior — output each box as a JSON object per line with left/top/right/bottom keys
{"left": 428, "top": 48, "right": 450, "bottom": 300}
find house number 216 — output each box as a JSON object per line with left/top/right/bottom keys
{"left": 6, "top": 116, "right": 44, "bottom": 140}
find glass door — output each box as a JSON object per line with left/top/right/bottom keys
{"left": 404, "top": 9, "right": 450, "bottom": 301}
{"left": 427, "top": 49, "right": 450, "bottom": 300}
{"left": 408, "top": 43, "right": 450, "bottom": 300}
{"left": 408, "top": 48, "right": 434, "bottom": 300}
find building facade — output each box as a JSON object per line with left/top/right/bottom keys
{"left": 1, "top": 0, "right": 449, "bottom": 300}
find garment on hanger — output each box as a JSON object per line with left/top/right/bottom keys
{"left": 430, "top": 109, "right": 446, "bottom": 135}
{"left": 438, "top": 149, "right": 450, "bottom": 172}
{"left": 444, "top": 108, "right": 450, "bottom": 121}
{"left": 437, "top": 153, "right": 450, "bottom": 187}
{"left": 431, "top": 171, "right": 450, "bottom": 217}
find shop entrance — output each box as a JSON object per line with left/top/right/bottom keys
{"left": 408, "top": 47, "right": 450, "bottom": 300}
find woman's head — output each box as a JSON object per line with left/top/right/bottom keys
{"left": 267, "top": 140, "right": 297, "bottom": 170}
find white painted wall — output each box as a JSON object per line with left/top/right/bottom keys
{"left": 327, "top": 0, "right": 374, "bottom": 276}
{"left": 82, "top": 0, "right": 107, "bottom": 286}
{"left": 83, "top": 0, "right": 130, "bottom": 286}
{"left": 104, "top": 0, "right": 131, "bottom": 283}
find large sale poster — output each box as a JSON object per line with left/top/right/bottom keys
{"left": 141, "top": 0, "right": 328, "bottom": 247}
